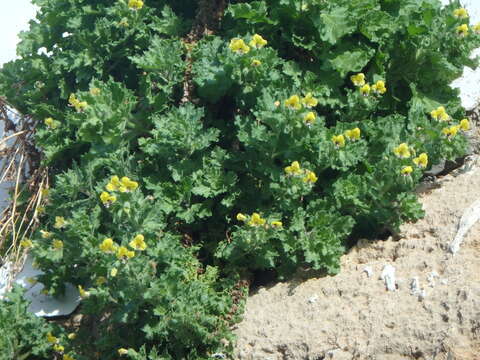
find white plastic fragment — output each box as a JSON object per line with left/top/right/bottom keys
{"left": 307, "top": 294, "right": 318, "bottom": 304}
{"left": 380, "top": 265, "right": 396, "bottom": 292}
{"left": 0, "top": 254, "right": 80, "bottom": 317}
{"left": 449, "top": 198, "right": 480, "bottom": 255}
{"left": 363, "top": 266, "right": 373, "bottom": 278}
{"left": 410, "top": 277, "right": 421, "bottom": 296}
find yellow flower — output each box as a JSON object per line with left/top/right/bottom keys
{"left": 100, "top": 191, "right": 117, "bottom": 205}
{"left": 371, "top": 80, "right": 387, "bottom": 94}
{"left": 37, "top": 206, "right": 45, "bottom": 214}
{"left": 303, "top": 170, "right": 318, "bottom": 184}
{"left": 350, "top": 73, "right": 365, "bottom": 87}
{"left": 63, "top": 355, "right": 75, "bottom": 360}
{"left": 90, "top": 87, "right": 101, "bottom": 96}
{"left": 401, "top": 166, "right": 413, "bottom": 175}
{"left": 118, "top": 348, "right": 129, "bottom": 356}
{"left": 303, "top": 111, "right": 316, "bottom": 125}
{"left": 302, "top": 92, "right": 318, "bottom": 108}
{"left": 68, "top": 94, "right": 88, "bottom": 112}
{"left": 251, "top": 59, "right": 261, "bottom": 67}
{"left": 457, "top": 24, "right": 469, "bottom": 36}
{"left": 271, "top": 221, "right": 283, "bottom": 228}
{"left": 236, "top": 213, "right": 247, "bottom": 221}
{"left": 41, "top": 188, "right": 49, "bottom": 197}
{"left": 53, "top": 344, "right": 65, "bottom": 352}
{"left": 413, "top": 153, "right": 428, "bottom": 168}
{"left": 460, "top": 118, "right": 470, "bottom": 131}
{"left": 284, "top": 161, "right": 302, "bottom": 175}
{"left": 393, "top": 143, "right": 411, "bottom": 158}
{"left": 453, "top": 8, "right": 468, "bottom": 19}
{"left": 44, "top": 117, "right": 58, "bottom": 129}
{"left": 442, "top": 125, "right": 460, "bottom": 138}
{"left": 249, "top": 34, "right": 268, "bottom": 49}
{"left": 128, "top": 0, "right": 144, "bottom": 10}
{"left": 120, "top": 176, "right": 139, "bottom": 191}
{"left": 430, "top": 106, "right": 449, "bottom": 121}
{"left": 47, "top": 332, "right": 58, "bottom": 344}
{"left": 67, "top": 333, "right": 76, "bottom": 340}
{"left": 248, "top": 213, "right": 266, "bottom": 227}
{"left": 53, "top": 239, "right": 64, "bottom": 250}
{"left": 345, "top": 127, "right": 361, "bottom": 141}
{"left": 54, "top": 216, "right": 67, "bottom": 229}
{"left": 332, "top": 134, "right": 345, "bottom": 148}
{"left": 110, "top": 268, "right": 118, "bottom": 277}
{"left": 99, "top": 238, "right": 117, "bottom": 253}
{"left": 474, "top": 23, "right": 480, "bottom": 34}
{"left": 20, "top": 239, "right": 33, "bottom": 248}
{"left": 229, "top": 38, "right": 250, "bottom": 54}
{"left": 117, "top": 246, "right": 135, "bottom": 260}
{"left": 78, "top": 285, "right": 90, "bottom": 299}
{"left": 284, "top": 95, "right": 302, "bottom": 110}
{"left": 129, "top": 234, "right": 147, "bottom": 251}
{"left": 95, "top": 276, "right": 107, "bottom": 286}
{"left": 359, "top": 84, "right": 371, "bottom": 95}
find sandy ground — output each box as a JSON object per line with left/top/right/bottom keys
{"left": 233, "top": 127, "right": 480, "bottom": 359}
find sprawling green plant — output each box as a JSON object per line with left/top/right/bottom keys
{"left": 1, "top": 0, "right": 478, "bottom": 358}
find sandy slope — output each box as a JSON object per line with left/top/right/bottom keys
{"left": 234, "top": 137, "right": 480, "bottom": 359}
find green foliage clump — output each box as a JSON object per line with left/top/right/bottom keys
{"left": 0, "top": 0, "right": 478, "bottom": 358}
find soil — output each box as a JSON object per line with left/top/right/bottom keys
{"left": 233, "top": 125, "right": 480, "bottom": 359}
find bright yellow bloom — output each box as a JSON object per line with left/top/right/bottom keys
{"left": 47, "top": 332, "right": 58, "bottom": 344}
{"left": 248, "top": 213, "right": 266, "bottom": 227}
{"left": 110, "top": 268, "right": 118, "bottom": 277}
{"left": 284, "top": 95, "right": 302, "bottom": 110}
{"left": 332, "top": 134, "right": 345, "bottom": 148}
{"left": 474, "top": 23, "right": 480, "bottom": 34}
{"left": 350, "top": 73, "right": 365, "bottom": 87}
{"left": 371, "top": 80, "right": 387, "bottom": 94}
{"left": 68, "top": 94, "right": 88, "bottom": 112}
{"left": 100, "top": 191, "right": 117, "bottom": 204}
{"left": 99, "top": 238, "right": 117, "bottom": 253}
{"left": 430, "top": 106, "right": 449, "bottom": 121}
{"left": 53, "top": 239, "right": 64, "bottom": 250}
{"left": 251, "top": 59, "right": 261, "bottom": 67}
{"left": 303, "top": 111, "right": 316, "bottom": 125}
{"left": 54, "top": 216, "right": 67, "bottom": 229}
{"left": 359, "top": 84, "right": 371, "bottom": 95}
{"left": 345, "top": 127, "right": 361, "bottom": 141}
{"left": 78, "top": 285, "right": 90, "bottom": 299}
{"left": 413, "top": 153, "right": 428, "bottom": 168}
{"left": 393, "top": 143, "right": 411, "bottom": 158}
{"left": 44, "top": 117, "right": 58, "bottom": 129}
{"left": 284, "top": 161, "right": 302, "bottom": 175}
{"left": 229, "top": 38, "right": 250, "bottom": 54}
{"left": 95, "top": 277, "right": 107, "bottom": 286}
{"left": 63, "top": 355, "right": 75, "bottom": 360}
{"left": 457, "top": 24, "right": 469, "bottom": 36}
{"left": 453, "top": 8, "right": 468, "bottom": 19}
{"left": 128, "top": 0, "right": 144, "bottom": 10}
{"left": 117, "top": 246, "right": 135, "bottom": 260}
{"left": 303, "top": 170, "right": 318, "bottom": 184}
{"left": 271, "top": 221, "right": 283, "bottom": 228}
{"left": 67, "top": 333, "right": 76, "bottom": 340}
{"left": 401, "top": 166, "right": 413, "bottom": 175}
{"left": 129, "top": 234, "right": 147, "bottom": 251}
{"left": 53, "top": 344, "right": 65, "bottom": 352}
{"left": 118, "top": 348, "right": 129, "bottom": 356}
{"left": 302, "top": 93, "right": 318, "bottom": 108}
{"left": 20, "top": 239, "right": 33, "bottom": 248}
{"left": 460, "top": 118, "right": 470, "bottom": 131}
{"left": 236, "top": 213, "right": 247, "bottom": 221}
{"left": 249, "top": 34, "right": 268, "bottom": 49}
{"left": 442, "top": 125, "right": 460, "bottom": 138}
{"left": 90, "top": 87, "right": 101, "bottom": 96}
{"left": 120, "top": 176, "right": 138, "bottom": 191}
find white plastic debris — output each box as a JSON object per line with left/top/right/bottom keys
{"left": 363, "top": 266, "right": 373, "bottom": 278}
{"left": 0, "top": 254, "right": 80, "bottom": 317}
{"left": 427, "top": 271, "right": 439, "bottom": 288}
{"left": 449, "top": 198, "right": 480, "bottom": 255}
{"left": 307, "top": 294, "right": 318, "bottom": 304}
{"left": 380, "top": 265, "right": 396, "bottom": 291}
{"left": 410, "top": 277, "right": 421, "bottom": 296}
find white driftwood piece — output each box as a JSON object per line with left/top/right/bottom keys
{"left": 380, "top": 264, "right": 396, "bottom": 291}
{"left": 448, "top": 198, "right": 480, "bottom": 255}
